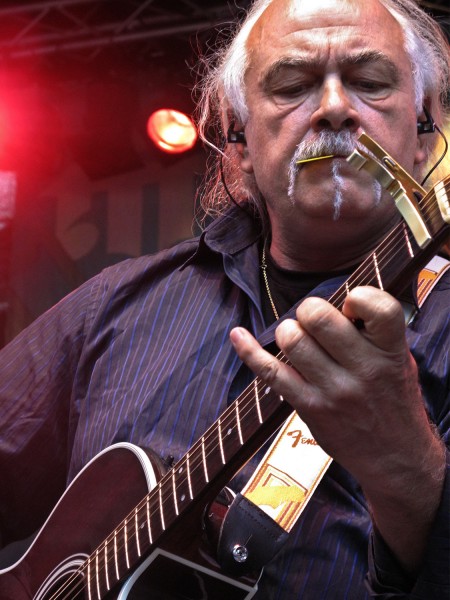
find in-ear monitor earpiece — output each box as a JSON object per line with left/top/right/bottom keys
{"left": 417, "top": 105, "right": 436, "bottom": 135}
{"left": 227, "top": 122, "right": 246, "bottom": 143}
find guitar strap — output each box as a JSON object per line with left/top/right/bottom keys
{"left": 216, "top": 255, "right": 450, "bottom": 577}
{"left": 402, "top": 254, "right": 450, "bottom": 325}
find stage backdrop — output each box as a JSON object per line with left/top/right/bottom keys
{"left": 2, "top": 148, "right": 206, "bottom": 344}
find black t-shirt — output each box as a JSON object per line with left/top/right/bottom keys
{"left": 259, "top": 246, "right": 351, "bottom": 324}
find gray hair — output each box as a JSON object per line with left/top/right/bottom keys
{"left": 196, "top": 0, "right": 450, "bottom": 223}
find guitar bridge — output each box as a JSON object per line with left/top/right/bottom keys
{"left": 347, "top": 133, "right": 432, "bottom": 248}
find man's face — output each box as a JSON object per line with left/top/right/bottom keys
{"left": 238, "top": 0, "right": 426, "bottom": 229}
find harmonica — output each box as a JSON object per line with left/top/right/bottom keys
{"left": 296, "top": 154, "right": 334, "bottom": 164}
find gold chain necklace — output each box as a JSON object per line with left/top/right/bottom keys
{"left": 261, "top": 244, "right": 280, "bottom": 321}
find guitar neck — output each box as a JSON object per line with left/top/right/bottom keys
{"left": 78, "top": 377, "right": 291, "bottom": 597}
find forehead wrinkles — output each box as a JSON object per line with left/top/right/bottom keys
{"left": 246, "top": 25, "right": 366, "bottom": 93}
{"left": 246, "top": 12, "right": 355, "bottom": 84}
{"left": 245, "top": 0, "right": 405, "bottom": 73}
{"left": 243, "top": 2, "right": 411, "bottom": 105}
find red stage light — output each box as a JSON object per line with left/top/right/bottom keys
{"left": 147, "top": 109, "right": 198, "bottom": 154}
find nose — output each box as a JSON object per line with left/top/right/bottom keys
{"left": 310, "top": 77, "right": 360, "bottom": 132}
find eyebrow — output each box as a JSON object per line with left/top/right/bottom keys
{"left": 341, "top": 50, "right": 400, "bottom": 83}
{"left": 261, "top": 50, "right": 401, "bottom": 90}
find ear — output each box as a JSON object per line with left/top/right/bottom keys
{"left": 414, "top": 130, "right": 427, "bottom": 167}
{"left": 237, "top": 141, "right": 254, "bottom": 175}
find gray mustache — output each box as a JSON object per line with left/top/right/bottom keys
{"left": 287, "top": 130, "right": 374, "bottom": 203}
{"left": 293, "top": 131, "right": 362, "bottom": 162}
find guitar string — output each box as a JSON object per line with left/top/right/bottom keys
{"left": 49, "top": 180, "right": 449, "bottom": 600}
{"left": 51, "top": 180, "right": 449, "bottom": 600}
{"left": 51, "top": 182, "right": 448, "bottom": 600}
{"left": 327, "top": 181, "right": 449, "bottom": 310}
{"left": 50, "top": 234, "right": 442, "bottom": 600}
{"left": 48, "top": 359, "right": 294, "bottom": 599}
{"left": 50, "top": 372, "right": 297, "bottom": 600}
{"left": 61, "top": 229, "right": 416, "bottom": 596}
{"left": 330, "top": 179, "right": 450, "bottom": 312}
{"left": 331, "top": 225, "right": 416, "bottom": 308}
{"left": 94, "top": 177, "right": 447, "bottom": 567}
{"left": 46, "top": 369, "right": 289, "bottom": 600}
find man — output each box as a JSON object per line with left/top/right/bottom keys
{"left": 0, "top": 0, "right": 448, "bottom": 597}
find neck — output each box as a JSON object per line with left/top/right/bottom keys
{"left": 268, "top": 212, "right": 401, "bottom": 272}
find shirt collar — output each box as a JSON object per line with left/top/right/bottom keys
{"left": 181, "top": 204, "right": 262, "bottom": 267}
{"left": 203, "top": 204, "right": 262, "bottom": 255}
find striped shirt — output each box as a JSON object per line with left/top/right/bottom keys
{"left": 0, "top": 207, "right": 448, "bottom": 598}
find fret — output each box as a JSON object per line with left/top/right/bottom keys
{"left": 134, "top": 507, "right": 142, "bottom": 557}
{"left": 254, "top": 380, "right": 263, "bottom": 424}
{"left": 124, "top": 518, "right": 130, "bottom": 570}
{"left": 186, "top": 452, "right": 193, "bottom": 499}
{"left": 215, "top": 383, "right": 286, "bottom": 476}
{"left": 113, "top": 529, "right": 120, "bottom": 581}
{"left": 95, "top": 548, "right": 101, "bottom": 600}
{"left": 172, "top": 468, "right": 179, "bottom": 515}
{"left": 244, "top": 382, "right": 282, "bottom": 433}
{"left": 372, "top": 252, "right": 384, "bottom": 290}
{"left": 160, "top": 474, "right": 182, "bottom": 532}
{"left": 235, "top": 399, "right": 244, "bottom": 445}
{"left": 87, "top": 556, "right": 93, "bottom": 600}
{"left": 146, "top": 496, "right": 153, "bottom": 544}
{"left": 402, "top": 223, "right": 415, "bottom": 258}
{"left": 218, "top": 415, "right": 240, "bottom": 466}
{"left": 104, "top": 540, "right": 110, "bottom": 592}
{"left": 201, "top": 435, "right": 209, "bottom": 482}
{"left": 218, "top": 417, "right": 226, "bottom": 464}
{"left": 257, "top": 384, "right": 271, "bottom": 422}
{"left": 158, "top": 484, "right": 166, "bottom": 531}
{"left": 247, "top": 383, "right": 271, "bottom": 430}
{"left": 396, "top": 224, "right": 421, "bottom": 272}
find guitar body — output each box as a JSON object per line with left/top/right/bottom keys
{"left": 0, "top": 443, "right": 258, "bottom": 600}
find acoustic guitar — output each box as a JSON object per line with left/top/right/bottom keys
{"left": 0, "top": 141, "right": 448, "bottom": 599}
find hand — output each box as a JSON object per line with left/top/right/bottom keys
{"left": 231, "top": 286, "right": 425, "bottom": 479}
{"left": 230, "top": 286, "right": 445, "bottom": 571}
